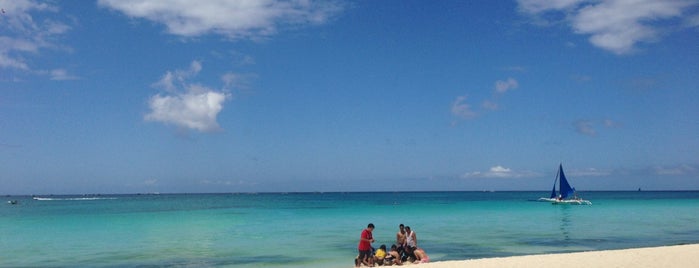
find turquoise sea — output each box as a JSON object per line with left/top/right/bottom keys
{"left": 2, "top": 191, "right": 699, "bottom": 267}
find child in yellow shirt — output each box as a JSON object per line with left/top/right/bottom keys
{"left": 373, "top": 244, "right": 387, "bottom": 265}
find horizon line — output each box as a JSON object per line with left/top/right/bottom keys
{"left": 5, "top": 189, "right": 698, "bottom": 197}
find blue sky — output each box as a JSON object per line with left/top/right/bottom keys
{"left": 1, "top": 0, "right": 698, "bottom": 194}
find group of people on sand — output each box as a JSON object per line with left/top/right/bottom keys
{"left": 355, "top": 223, "right": 430, "bottom": 267}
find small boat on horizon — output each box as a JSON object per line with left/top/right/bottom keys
{"left": 538, "top": 164, "right": 591, "bottom": 205}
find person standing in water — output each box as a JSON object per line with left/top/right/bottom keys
{"left": 355, "top": 223, "right": 375, "bottom": 267}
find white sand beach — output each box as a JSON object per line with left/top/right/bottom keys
{"left": 403, "top": 244, "right": 699, "bottom": 268}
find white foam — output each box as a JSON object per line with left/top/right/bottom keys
{"left": 33, "top": 197, "right": 117, "bottom": 201}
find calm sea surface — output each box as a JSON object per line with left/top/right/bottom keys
{"left": 2, "top": 191, "right": 699, "bottom": 267}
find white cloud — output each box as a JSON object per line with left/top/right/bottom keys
{"left": 494, "top": 78, "right": 519, "bottom": 93}
{"left": 49, "top": 69, "right": 80, "bottom": 80}
{"left": 517, "top": 0, "right": 699, "bottom": 54}
{"left": 152, "top": 60, "right": 202, "bottom": 92}
{"left": 146, "top": 91, "right": 228, "bottom": 132}
{"left": 462, "top": 165, "right": 539, "bottom": 179}
{"left": 573, "top": 0, "right": 689, "bottom": 54}
{"left": 145, "top": 61, "right": 231, "bottom": 133}
{"left": 0, "top": 52, "right": 30, "bottom": 70}
{"left": 98, "top": 0, "right": 344, "bottom": 40}
{"left": 0, "top": 0, "right": 72, "bottom": 74}
{"left": 574, "top": 120, "right": 596, "bottom": 136}
{"left": 451, "top": 95, "right": 477, "bottom": 120}
{"left": 487, "top": 165, "right": 513, "bottom": 178}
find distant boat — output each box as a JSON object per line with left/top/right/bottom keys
{"left": 538, "top": 164, "right": 591, "bottom": 205}
{"left": 7, "top": 200, "right": 18, "bottom": 205}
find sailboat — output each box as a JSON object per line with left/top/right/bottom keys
{"left": 538, "top": 164, "right": 591, "bottom": 205}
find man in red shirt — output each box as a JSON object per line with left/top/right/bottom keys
{"left": 355, "top": 223, "right": 375, "bottom": 267}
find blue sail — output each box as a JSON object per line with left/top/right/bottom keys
{"left": 558, "top": 164, "right": 575, "bottom": 199}
{"left": 549, "top": 172, "right": 558, "bottom": 198}
{"left": 549, "top": 183, "right": 557, "bottom": 199}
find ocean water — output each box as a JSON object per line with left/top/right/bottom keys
{"left": 2, "top": 191, "right": 699, "bottom": 267}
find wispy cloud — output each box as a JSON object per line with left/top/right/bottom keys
{"left": 98, "top": 0, "right": 344, "bottom": 40}
{"left": 462, "top": 165, "right": 540, "bottom": 179}
{"left": 221, "top": 72, "right": 257, "bottom": 93}
{"left": 486, "top": 77, "right": 519, "bottom": 110}
{"left": 452, "top": 77, "right": 520, "bottom": 123}
{"left": 569, "top": 167, "right": 611, "bottom": 177}
{"left": 463, "top": 164, "right": 698, "bottom": 180}
{"left": 574, "top": 118, "right": 620, "bottom": 136}
{"left": 49, "top": 69, "right": 80, "bottom": 81}
{"left": 451, "top": 95, "right": 477, "bottom": 121}
{"left": 575, "top": 164, "right": 698, "bottom": 178}
{"left": 494, "top": 78, "right": 519, "bottom": 94}
{"left": 603, "top": 119, "right": 621, "bottom": 128}
{"left": 574, "top": 120, "right": 597, "bottom": 136}
{"left": 517, "top": 0, "right": 583, "bottom": 14}
{"left": 654, "top": 164, "right": 697, "bottom": 176}
{"left": 482, "top": 100, "right": 499, "bottom": 111}
{"left": 145, "top": 61, "right": 232, "bottom": 133}
{"left": 0, "top": 0, "right": 72, "bottom": 76}
{"left": 517, "top": 0, "right": 699, "bottom": 54}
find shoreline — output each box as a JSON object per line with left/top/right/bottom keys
{"left": 411, "top": 244, "right": 699, "bottom": 268}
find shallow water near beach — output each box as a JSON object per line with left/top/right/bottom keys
{"left": 2, "top": 191, "right": 698, "bottom": 267}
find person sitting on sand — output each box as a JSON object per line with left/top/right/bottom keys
{"left": 413, "top": 247, "right": 429, "bottom": 263}
{"left": 374, "top": 244, "right": 387, "bottom": 265}
{"left": 385, "top": 244, "right": 402, "bottom": 266}
{"left": 403, "top": 245, "right": 416, "bottom": 262}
